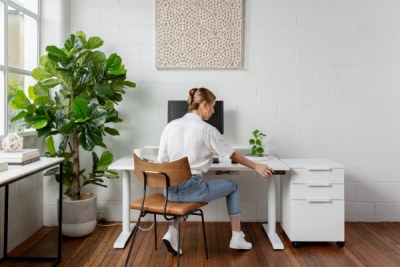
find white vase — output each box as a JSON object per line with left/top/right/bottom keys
{"left": 61, "top": 193, "right": 97, "bottom": 237}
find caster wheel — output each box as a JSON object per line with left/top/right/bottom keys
{"left": 336, "top": 241, "right": 345, "bottom": 248}
{"left": 292, "top": 241, "right": 300, "bottom": 248}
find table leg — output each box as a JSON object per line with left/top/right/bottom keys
{"left": 3, "top": 185, "right": 9, "bottom": 258}
{"left": 114, "top": 170, "right": 136, "bottom": 248}
{"left": 57, "top": 163, "right": 63, "bottom": 263}
{"left": 262, "top": 175, "right": 284, "bottom": 250}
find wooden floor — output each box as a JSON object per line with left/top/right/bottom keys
{"left": 1, "top": 222, "right": 400, "bottom": 266}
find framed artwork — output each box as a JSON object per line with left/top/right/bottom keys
{"left": 156, "top": 0, "right": 244, "bottom": 69}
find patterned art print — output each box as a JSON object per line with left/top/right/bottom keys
{"left": 156, "top": 0, "right": 244, "bottom": 69}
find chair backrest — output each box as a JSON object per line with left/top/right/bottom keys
{"left": 133, "top": 154, "right": 192, "bottom": 188}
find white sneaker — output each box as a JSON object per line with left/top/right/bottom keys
{"left": 162, "top": 225, "right": 183, "bottom": 255}
{"left": 229, "top": 231, "right": 253, "bottom": 250}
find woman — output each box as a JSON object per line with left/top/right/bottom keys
{"left": 157, "top": 87, "right": 274, "bottom": 254}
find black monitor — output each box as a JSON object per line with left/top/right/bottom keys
{"left": 168, "top": 100, "right": 224, "bottom": 134}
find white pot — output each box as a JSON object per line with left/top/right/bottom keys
{"left": 61, "top": 193, "right": 97, "bottom": 237}
{"left": 246, "top": 154, "right": 269, "bottom": 161}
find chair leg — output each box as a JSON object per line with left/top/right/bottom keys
{"left": 154, "top": 213, "right": 158, "bottom": 250}
{"left": 176, "top": 218, "right": 181, "bottom": 267}
{"left": 199, "top": 209, "right": 209, "bottom": 259}
{"left": 125, "top": 213, "right": 143, "bottom": 267}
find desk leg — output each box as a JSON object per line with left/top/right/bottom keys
{"left": 262, "top": 175, "right": 284, "bottom": 250}
{"left": 3, "top": 185, "right": 9, "bottom": 258}
{"left": 57, "top": 163, "right": 63, "bottom": 264}
{"left": 114, "top": 170, "right": 135, "bottom": 248}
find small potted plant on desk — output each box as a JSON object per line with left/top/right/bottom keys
{"left": 10, "top": 31, "right": 136, "bottom": 237}
{"left": 247, "top": 129, "right": 268, "bottom": 161}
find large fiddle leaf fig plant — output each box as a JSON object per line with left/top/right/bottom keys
{"left": 11, "top": 31, "right": 136, "bottom": 200}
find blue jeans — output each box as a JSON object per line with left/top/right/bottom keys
{"left": 167, "top": 175, "right": 240, "bottom": 217}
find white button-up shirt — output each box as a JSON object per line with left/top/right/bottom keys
{"left": 157, "top": 113, "right": 234, "bottom": 175}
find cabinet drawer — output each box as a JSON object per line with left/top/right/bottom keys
{"left": 290, "top": 183, "right": 344, "bottom": 200}
{"left": 290, "top": 168, "right": 344, "bottom": 183}
{"left": 286, "top": 199, "right": 344, "bottom": 241}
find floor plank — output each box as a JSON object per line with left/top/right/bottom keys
{"left": 1, "top": 222, "right": 400, "bottom": 267}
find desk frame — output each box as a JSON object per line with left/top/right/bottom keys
{"left": 0, "top": 158, "right": 63, "bottom": 266}
{"left": 109, "top": 155, "right": 289, "bottom": 250}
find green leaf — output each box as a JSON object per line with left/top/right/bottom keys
{"left": 64, "top": 34, "right": 83, "bottom": 57}
{"left": 54, "top": 70, "right": 73, "bottom": 89}
{"left": 34, "top": 119, "right": 48, "bottom": 129}
{"left": 27, "top": 104, "right": 36, "bottom": 113}
{"left": 253, "top": 129, "right": 259, "bottom": 137}
{"left": 41, "top": 79, "right": 60, "bottom": 89}
{"left": 72, "top": 97, "right": 89, "bottom": 119}
{"left": 87, "top": 104, "right": 107, "bottom": 127}
{"left": 124, "top": 81, "right": 136, "bottom": 88}
{"left": 76, "top": 31, "right": 87, "bottom": 41}
{"left": 32, "top": 67, "right": 52, "bottom": 81}
{"left": 80, "top": 125, "right": 104, "bottom": 151}
{"left": 104, "top": 127, "right": 119, "bottom": 136}
{"left": 257, "top": 147, "right": 264, "bottom": 154}
{"left": 256, "top": 140, "right": 262, "bottom": 146}
{"left": 109, "top": 69, "right": 127, "bottom": 75}
{"left": 105, "top": 108, "right": 118, "bottom": 123}
{"left": 11, "top": 90, "right": 30, "bottom": 110}
{"left": 94, "top": 84, "right": 116, "bottom": 98}
{"left": 91, "top": 151, "right": 100, "bottom": 172}
{"left": 28, "top": 86, "right": 38, "bottom": 100}
{"left": 97, "top": 151, "right": 113, "bottom": 170}
{"left": 46, "top": 45, "right": 68, "bottom": 62}
{"left": 34, "top": 96, "right": 54, "bottom": 106}
{"left": 33, "top": 83, "right": 48, "bottom": 98}
{"left": 60, "top": 121, "right": 76, "bottom": 134}
{"left": 59, "top": 89, "right": 71, "bottom": 97}
{"left": 249, "top": 139, "right": 255, "bottom": 145}
{"left": 42, "top": 56, "right": 58, "bottom": 76}
{"left": 40, "top": 55, "right": 48, "bottom": 67}
{"left": 87, "top": 36, "right": 103, "bottom": 49}
{"left": 84, "top": 51, "right": 106, "bottom": 65}
{"left": 106, "top": 53, "right": 121, "bottom": 70}
{"left": 46, "top": 136, "right": 56, "bottom": 155}
{"left": 11, "top": 111, "right": 28, "bottom": 122}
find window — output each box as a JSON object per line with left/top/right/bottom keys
{"left": 0, "top": 0, "right": 40, "bottom": 137}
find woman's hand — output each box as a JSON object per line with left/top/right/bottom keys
{"left": 230, "top": 151, "right": 275, "bottom": 177}
{"left": 254, "top": 163, "right": 274, "bottom": 178}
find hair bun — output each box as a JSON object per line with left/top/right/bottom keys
{"left": 189, "top": 88, "right": 198, "bottom": 104}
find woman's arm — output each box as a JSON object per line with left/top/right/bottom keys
{"left": 230, "top": 151, "right": 274, "bottom": 178}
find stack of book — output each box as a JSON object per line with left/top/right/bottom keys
{"left": 0, "top": 149, "right": 40, "bottom": 165}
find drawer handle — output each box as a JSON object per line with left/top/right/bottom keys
{"left": 307, "top": 199, "right": 332, "bottom": 203}
{"left": 307, "top": 183, "right": 332, "bottom": 187}
{"left": 306, "top": 167, "right": 332, "bottom": 171}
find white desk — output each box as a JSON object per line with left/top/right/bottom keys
{"left": 109, "top": 155, "right": 289, "bottom": 250}
{"left": 0, "top": 157, "right": 64, "bottom": 265}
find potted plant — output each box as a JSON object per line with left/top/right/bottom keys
{"left": 247, "top": 129, "right": 268, "bottom": 160}
{"left": 10, "top": 31, "right": 136, "bottom": 236}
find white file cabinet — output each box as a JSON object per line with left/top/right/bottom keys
{"left": 281, "top": 159, "right": 345, "bottom": 248}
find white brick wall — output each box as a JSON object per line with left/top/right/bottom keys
{"left": 33, "top": 0, "right": 400, "bottom": 225}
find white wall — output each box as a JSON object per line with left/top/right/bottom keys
{"left": 45, "top": 0, "right": 400, "bottom": 223}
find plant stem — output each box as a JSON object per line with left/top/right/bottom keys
{"left": 72, "top": 133, "right": 80, "bottom": 200}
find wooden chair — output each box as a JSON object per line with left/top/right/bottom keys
{"left": 125, "top": 154, "right": 209, "bottom": 267}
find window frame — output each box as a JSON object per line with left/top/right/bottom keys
{"left": 0, "top": 0, "right": 41, "bottom": 138}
